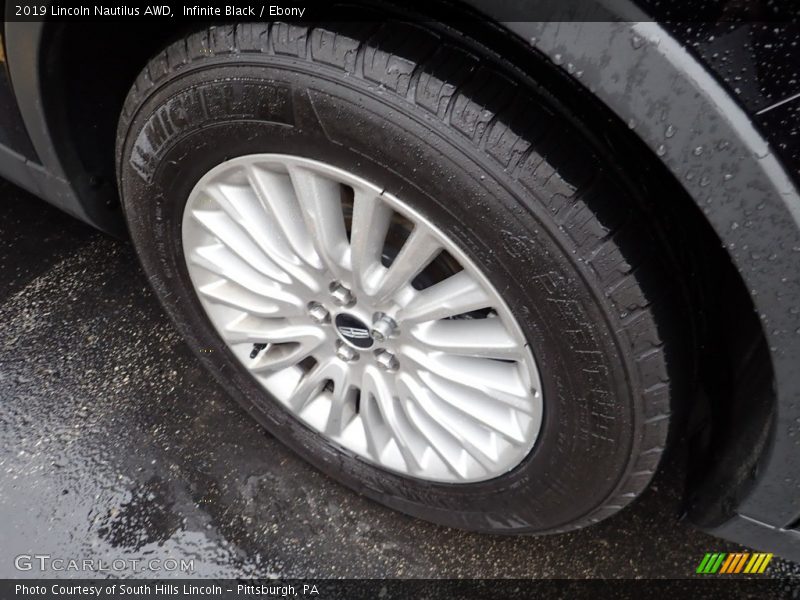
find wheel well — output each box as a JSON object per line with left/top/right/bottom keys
{"left": 40, "top": 12, "right": 774, "bottom": 521}
{"left": 38, "top": 22, "right": 194, "bottom": 228}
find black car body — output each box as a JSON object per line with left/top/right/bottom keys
{"left": 1, "top": 1, "right": 799, "bottom": 560}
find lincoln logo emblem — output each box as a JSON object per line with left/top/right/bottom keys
{"left": 339, "top": 326, "right": 370, "bottom": 339}
{"left": 334, "top": 314, "right": 374, "bottom": 348}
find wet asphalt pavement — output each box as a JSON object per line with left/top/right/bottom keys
{"left": 0, "top": 179, "right": 798, "bottom": 581}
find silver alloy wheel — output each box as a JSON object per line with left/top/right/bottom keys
{"left": 182, "top": 154, "right": 543, "bottom": 483}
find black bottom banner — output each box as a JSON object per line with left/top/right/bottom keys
{"left": 2, "top": 579, "right": 799, "bottom": 600}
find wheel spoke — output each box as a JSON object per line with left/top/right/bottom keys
{"left": 251, "top": 341, "right": 323, "bottom": 372}
{"left": 209, "top": 179, "right": 323, "bottom": 293}
{"left": 362, "top": 366, "right": 426, "bottom": 474}
{"left": 370, "top": 227, "right": 441, "bottom": 302}
{"left": 223, "top": 314, "right": 325, "bottom": 345}
{"left": 409, "top": 317, "right": 522, "bottom": 360}
{"left": 349, "top": 190, "right": 393, "bottom": 294}
{"left": 190, "top": 243, "right": 304, "bottom": 299}
{"left": 324, "top": 382, "right": 356, "bottom": 438}
{"left": 204, "top": 181, "right": 299, "bottom": 268}
{"left": 359, "top": 390, "right": 391, "bottom": 464}
{"left": 401, "top": 347, "right": 530, "bottom": 407}
{"left": 190, "top": 209, "right": 292, "bottom": 285}
{"left": 397, "top": 373, "right": 499, "bottom": 474}
{"left": 288, "top": 357, "right": 347, "bottom": 412}
{"left": 418, "top": 368, "right": 537, "bottom": 416}
{"left": 287, "top": 165, "right": 352, "bottom": 280}
{"left": 412, "top": 369, "right": 529, "bottom": 443}
{"left": 198, "top": 279, "right": 304, "bottom": 318}
{"left": 395, "top": 376, "right": 474, "bottom": 478}
{"left": 246, "top": 165, "right": 321, "bottom": 269}
{"left": 397, "top": 270, "right": 492, "bottom": 323}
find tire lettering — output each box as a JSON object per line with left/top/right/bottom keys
{"left": 130, "top": 81, "right": 294, "bottom": 182}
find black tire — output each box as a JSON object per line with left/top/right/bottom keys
{"left": 116, "top": 23, "right": 673, "bottom": 533}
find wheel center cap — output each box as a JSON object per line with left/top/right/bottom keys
{"left": 335, "top": 313, "right": 373, "bottom": 348}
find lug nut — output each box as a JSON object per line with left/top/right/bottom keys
{"left": 330, "top": 282, "right": 355, "bottom": 307}
{"left": 336, "top": 342, "right": 359, "bottom": 363}
{"left": 374, "top": 349, "right": 399, "bottom": 372}
{"left": 371, "top": 314, "right": 397, "bottom": 342}
{"left": 308, "top": 302, "right": 330, "bottom": 324}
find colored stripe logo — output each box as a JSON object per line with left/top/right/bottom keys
{"left": 696, "top": 552, "right": 773, "bottom": 574}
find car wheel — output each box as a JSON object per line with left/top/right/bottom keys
{"left": 116, "top": 23, "right": 673, "bottom": 533}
